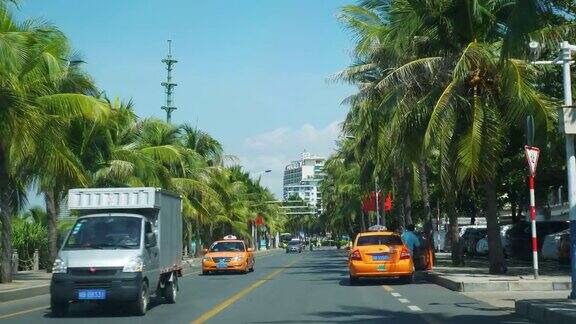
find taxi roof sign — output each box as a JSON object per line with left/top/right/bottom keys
{"left": 368, "top": 225, "right": 387, "bottom": 232}
{"left": 223, "top": 235, "right": 237, "bottom": 240}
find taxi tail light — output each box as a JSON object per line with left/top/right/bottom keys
{"left": 400, "top": 246, "right": 411, "bottom": 260}
{"left": 350, "top": 249, "right": 362, "bottom": 260}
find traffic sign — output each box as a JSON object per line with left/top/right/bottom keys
{"left": 524, "top": 146, "right": 540, "bottom": 177}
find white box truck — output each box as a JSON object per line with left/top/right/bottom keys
{"left": 50, "top": 187, "right": 182, "bottom": 316}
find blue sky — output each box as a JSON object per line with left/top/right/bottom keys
{"left": 16, "top": 0, "right": 354, "bottom": 199}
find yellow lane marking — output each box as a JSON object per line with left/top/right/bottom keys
{"left": 0, "top": 306, "right": 48, "bottom": 320}
{"left": 190, "top": 257, "right": 300, "bottom": 324}
{"left": 382, "top": 285, "right": 394, "bottom": 292}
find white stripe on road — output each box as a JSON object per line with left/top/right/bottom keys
{"left": 391, "top": 292, "right": 401, "bottom": 297}
{"left": 408, "top": 305, "right": 422, "bottom": 311}
{"left": 398, "top": 298, "right": 410, "bottom": 303}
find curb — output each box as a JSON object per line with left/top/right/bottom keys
{"left": 516, "top": 299, "right": 576, "bottom": 324}
{"left": 0, "top": 284, "right": 50, "bottom": 303}
{"left": 424, "top": 271, "right": 572, "bottom": 292}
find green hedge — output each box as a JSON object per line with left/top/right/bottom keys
{"left": 12, "top": 219, "right": 49, "bottom": 270}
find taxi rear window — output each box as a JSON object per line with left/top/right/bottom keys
{"left": 210, "top": 241, "right": 246, "bottom": 252}
{"left": 356, "top": 235, "right": 403, "bottom": 246}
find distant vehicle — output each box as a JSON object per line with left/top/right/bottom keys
{"left": 202, "top": 236, "right": 255, "bottom": 274}
{"left": 286, "top": 241, "right": 303, "bottom": 253}
{"left": 542, "top": 229, "right": 570, "bottom": 260}
{"left": 348, "top": 225, "right": 414, "bottom": 285}
{"left": 50, "top": 188, "right": 183, "bottom": 317}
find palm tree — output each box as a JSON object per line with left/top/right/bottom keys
{"left": 0, "top": 3, "right": 107, "bottom": 282}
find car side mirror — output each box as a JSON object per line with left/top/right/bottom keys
{"left": 145, "top": 233, "right": 157, "bottom": 248}
{"left": 202, "top": 248, "right": 208, "bottom": 254}
{"left": 247, "top": 248, "right": 254, "bottom": 252}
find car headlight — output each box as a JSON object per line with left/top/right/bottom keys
{"left": 202, "top": 256, "right": 213, "bottom": 262}
{"left": 231, "top": 256, "right": 243, "bottom": 262}
{"left": 123, "top": 256, "right": 144, "bottom": 273}
{"left": 52, "top": 258, "right": 67, "bottom": 274}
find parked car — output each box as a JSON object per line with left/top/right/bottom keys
{"left": 506, "top": 221, "right": 570, "bottom": 260}
{"left": 542, "top": 229, "right": 570, "bottom": 260}
{"left": 461, "top": 228, "right": 487, "bottom": 256}
{"left": 475, "top": 225, "right": 512, "bottom": 256}
{"left": 558, "top": 230, "right": 571, "bottom": 265}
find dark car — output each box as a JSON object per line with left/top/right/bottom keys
{"left": 461, "top": 228, "right": 487, "bottom": 256}
{"left": 506, "top": 221, "right": 570, "bottom": 260}
{"left": 286, "top": 241, "right": 302, "bottom": 253}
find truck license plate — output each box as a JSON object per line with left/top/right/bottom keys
{"left": 78, "top": 289, "right": 106, "bottom": 300}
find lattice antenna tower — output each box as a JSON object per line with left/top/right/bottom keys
{"left": 161, "top": 39, "right": 178, "bottom": 123}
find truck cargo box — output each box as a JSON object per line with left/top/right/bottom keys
{"left": 68, "top": 187, "right": 183, "bottom": 273}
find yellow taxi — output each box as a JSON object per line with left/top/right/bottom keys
{"left": 348, "top": 225, "right": 415, "bottom": 284}
{"left": 202, "top": 235, "right": 255, "bottom": 274}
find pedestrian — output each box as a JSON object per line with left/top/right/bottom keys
{"left": 401, "top": 224, "right": 421, "bottom": 255}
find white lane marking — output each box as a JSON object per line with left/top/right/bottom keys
{"left": 408, "top": 305, "right": 422, "bottom": 311}
{"left": 398, "top": 298, "right": 410, "bottom": 303}
{"left": 391, "top": 292, "right": 401, "bottom": 297}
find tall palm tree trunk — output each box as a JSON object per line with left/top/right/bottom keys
{"left": 194, "top": 219, "right": 203, "bottom": 257}
{"left": 0, "top": 148, "right": 13, "bottom": 283}
{"left": 402, "top": 168, "right": 413, "bottom": 226}
{"left": 360, "top": 210, "right": 366, "bottom": 232}
{"left": 447, "top": 190, "right": 463, "bottom": 266}
{"left": 45, "top": 189, "right": 60, "bottom": 272}
{"left": 483, "top": 179, "right": 507, "bottom": 274}
{"left": 419, "top": 159, "right": 434, "bottom": 258}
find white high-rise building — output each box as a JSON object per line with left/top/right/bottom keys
{"left": 283, "top": 152, "right": 325, "bottom": 213}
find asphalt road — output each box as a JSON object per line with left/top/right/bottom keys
{"left": 0, "top": 248, "right": 531, "bottom": 324}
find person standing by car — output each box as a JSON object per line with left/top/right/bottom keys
{"left": 402, "top": 224, "right": 421, "bottom": 255}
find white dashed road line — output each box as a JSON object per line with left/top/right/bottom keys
{"left": 398, "top": 298, "right": 410, "bottom": 303}
{"left": 408, "top": 305, "right": 422, "bottom": 311}
{"left": 391, "top": 292, "right": 401, "bottom": 297}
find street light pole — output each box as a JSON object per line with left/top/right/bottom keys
{"left": 560, "top": 41, "right": 576, "bottom": 299}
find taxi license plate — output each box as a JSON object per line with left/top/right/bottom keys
{"left": 78, "top": 289, "right": 106, "bottom": 300}
{"left": 372, "top": 255, "right": 389, "bottom": 261}
{"left": 217, "top": 261, "right": 228, "bottom": 269}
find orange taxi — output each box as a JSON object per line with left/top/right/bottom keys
{"left": 202, "top": 235, "right": 255, "bottom": 275}
{"left": 348, "top": 225, "right": 415, "bottom": 284}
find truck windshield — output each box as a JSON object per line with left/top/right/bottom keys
{"left": 64, "top": 216, "right": 142, "bottom": 250}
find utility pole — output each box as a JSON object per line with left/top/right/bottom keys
{"left": 531, "top": 40, "right": 576, "bottom": 299}
{"left": 161, "top": 39, "right": 178, "bottom": 123}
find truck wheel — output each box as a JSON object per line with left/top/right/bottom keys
{"left": 164, "top": 276, "right": 177, "bottom": 304}
{"left": 51, "top": 299, "right": 68, "bottom": 317}
{"left": 134, "top": 282, "right": 149, "bottom": 316}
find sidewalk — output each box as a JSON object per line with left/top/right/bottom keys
{"left": 0, "top": 248, "right": 281, "bottom": 303}
{"left": 425, "top": 253, "right": 572, "bottom": 292}
{"left": 516, "top": 299, "right": 576, "bottom": 324}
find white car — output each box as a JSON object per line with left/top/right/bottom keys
{"left": 475, "top": 225, "right": 512, "bottom": 255}
{"left": 542, "top": 229, "right": 570, "bottom": 260}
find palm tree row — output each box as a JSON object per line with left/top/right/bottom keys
{"left": 0, "top": 1, "right": 283, "bottom": 283}
{"left": 322, "top": 0, "right": 575, "bottom": 273}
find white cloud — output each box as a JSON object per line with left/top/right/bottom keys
{"left": 233, "top": 121, "right": 342, "bottom": 198}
